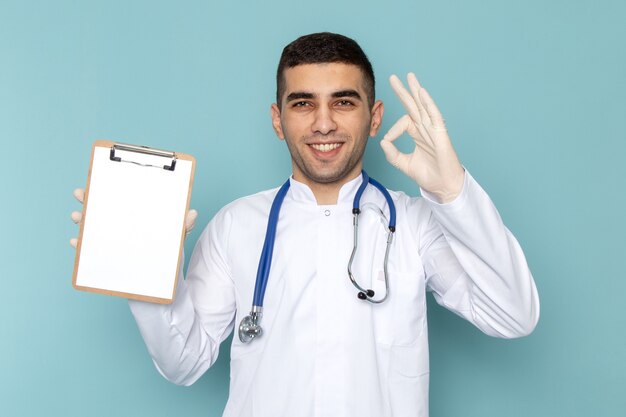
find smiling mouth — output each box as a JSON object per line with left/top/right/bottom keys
{"left": 309, "top": 143, "right": 342, "bottom": 152}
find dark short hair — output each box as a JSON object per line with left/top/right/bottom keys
{"left": 276, "top": 32, "right": 375, "bottom": 109}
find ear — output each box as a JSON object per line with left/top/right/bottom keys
{"left": 271, "top": 103, "right": 285, "bottom": 140}
{"left": 369, "top": 100, "right": 384, "bottom": 137}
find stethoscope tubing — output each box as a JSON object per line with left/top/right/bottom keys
{"left": 240, "top": 171, "right": 396, "bottom": 343}
{"left": 252, "top": 179, "right": 291, "bottom": 308}
{"left": 353, "top": 171, "right": 396, "bottom": 231}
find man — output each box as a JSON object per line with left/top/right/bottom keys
{"left": 72, "top": 32, "right": 539, "bottom": 416}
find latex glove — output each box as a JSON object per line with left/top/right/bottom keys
{"left": 70, "top": 188, "right": 198, "bottom": 248}
{"left": 380, "top": 73, "right": 465, "bottom": 203}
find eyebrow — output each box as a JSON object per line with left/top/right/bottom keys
{"left": 331, "top": 90, "right": 362, "bottom": 101}
{"left": 286, "top": 92, "right": 315, "bottom": 102}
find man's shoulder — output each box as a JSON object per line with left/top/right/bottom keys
{"left": 213, "top": 186, "right": 281, "bottom": 222}
{"left": 201, "top": 186, "right": 281, "bottom": 242}
{"left": 379, "top": 187, "right": 430, "bottom": 212}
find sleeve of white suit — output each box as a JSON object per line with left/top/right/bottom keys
{"left": 418, "top": 170, "right": 540, "bottom": 338}
{"left": 128, "top": 210, "right": 237, "bottom": 385}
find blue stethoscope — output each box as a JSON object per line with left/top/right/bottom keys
{"left": 239, "top": 171, "right": 396, "bottom": 343}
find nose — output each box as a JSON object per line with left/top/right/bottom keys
{"left": 311, "top": 106, "right": 337, "bottom": 135}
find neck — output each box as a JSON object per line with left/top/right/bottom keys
{"left": 293, "top": 169, "right": 362, "bottom": 205}
{"left": 308, "top": 182, "right": 343, "bottom": 205}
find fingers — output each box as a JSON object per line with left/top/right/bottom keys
{"left": 397, "top": 73, "right": 446, "bottom": 130}
{"left": 71, "top": 189, "right": 84, "bottom": 249}
{"left": 73, "top": 188, "right": 84, "bottom": 204}
{"left": 71, "top": 211, "right": 82, "bottom": 224}
{"left": 380, "top": 140, "right": 408, "bottom": 171}
{"left": 380, "top": 115, "right": 412, "bottom": 172}
{"left": 185, "top": 209, "right": 198, "bottom": 235}
{"left": 407, "top": 73, "right": 430, "bottom": 124}
{"left": 384, "top": 110, "right": 435, "bottom": 149}
{"left": 418, "top": 86, "right": 446, "bottom": 129}
{"left": 383, "top": 114, "right": 411, "bottom": 143}
{"left": 389, "top": 74, "right": 422, "bottom": 124}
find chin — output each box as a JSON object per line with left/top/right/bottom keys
{"left": 305, "top": 166, "right": 359, "bottom": 184}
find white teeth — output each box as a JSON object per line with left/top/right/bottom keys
{"left": 311, "top": 143, "right": 341, "bottom": 152}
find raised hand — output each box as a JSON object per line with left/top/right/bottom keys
{"left": 380, "top": 73, "right": 465, "bottom": 203}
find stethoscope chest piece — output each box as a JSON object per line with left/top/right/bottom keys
{"left": 239, "top": 309, "right": 263, "bottom": 343}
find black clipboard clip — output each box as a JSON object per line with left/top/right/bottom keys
{"left": 109, "top": 142, "right": 177, "bottom": 171}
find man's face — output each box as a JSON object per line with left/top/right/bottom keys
{"left": 271, "top": 63, "right": 383, "bottom": 187}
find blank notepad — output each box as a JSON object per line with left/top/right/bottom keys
{"left": 72, "top": 140, "right": 195, "bottom": 303}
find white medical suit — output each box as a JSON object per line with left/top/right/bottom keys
{"left": 129, "top": 171, "right": 539, "bottom": 417}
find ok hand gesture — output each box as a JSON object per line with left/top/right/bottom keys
{"left": 380, "top": 73, "right": 465, "bottom": 203}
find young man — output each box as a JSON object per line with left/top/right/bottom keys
{"left": 73, "top": 32, "right": 539, "bottom": 416}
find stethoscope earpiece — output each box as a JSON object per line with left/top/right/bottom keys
{"left": 357, "top": 289, "right": 376, "bottom": 300}
{"left": 347, "top": 171, "right": 396, "bottom": 305}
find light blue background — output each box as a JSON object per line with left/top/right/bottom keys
{"left": 1, "top": 0, "right": 624, "bottom": 416}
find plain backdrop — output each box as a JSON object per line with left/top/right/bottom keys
{"left": 1, "top": 0, "right": 624, "bottom": 416}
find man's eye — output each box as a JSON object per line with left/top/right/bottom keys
{"left": 293, "top": 101, "right": 311, "bottom": 107}
{"left": 336, "top": 100, "right": 354, "bottom": 106}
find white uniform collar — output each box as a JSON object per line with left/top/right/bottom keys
{"left": 287, "top": 173, "right": 363, "bottom": 205}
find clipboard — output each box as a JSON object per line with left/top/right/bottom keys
{"left": 72, "top": 140, "right": 196, "bottom": 304}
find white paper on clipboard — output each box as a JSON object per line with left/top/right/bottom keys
{"left": 72, "top": 140, "right": 195, "bottom": 304}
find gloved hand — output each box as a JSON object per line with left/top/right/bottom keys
{"left": 380, "top": 73, "right": 465, "bottom": 204}
{"left": 69, "top": 188, "right": 198, "bottom": 248}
